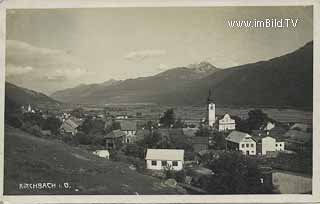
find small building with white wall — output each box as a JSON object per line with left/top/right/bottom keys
{"left": 93, "top": 150, "right": 110, "bottom": 159}
{"left": 219, "top": 113, "right": 236, "bottom": 132}
{"left": 145, "top": 149, "right": 184, "bottom": 171}
{"left": 261, "top": 136, "right": 284, "bottom": 155}
{"left": 226, "top": 131, "right": 256, "bottom": 155}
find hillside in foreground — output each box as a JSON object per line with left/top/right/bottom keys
{"left": 4, "top": 125, "right": 180, "bottom": 195}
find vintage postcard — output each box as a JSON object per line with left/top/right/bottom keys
{"left": 0, "top": 0, "right": 319, "bottom": 203}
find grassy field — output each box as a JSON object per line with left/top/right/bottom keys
{"left": 273, "top": 170, "right": 312, "bottom": 194}
{"left": 4, "top": 125, "right": 181, "bottom": 195}
{"left": 94, "top": 104, "right": 312, "bottom": 125}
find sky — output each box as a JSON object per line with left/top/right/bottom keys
{"left": 5, "top": 6, "right": 313, "bottom": 94}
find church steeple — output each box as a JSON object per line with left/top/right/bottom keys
{"left": 207, "top": 88, "right": 216, "bottom": 127}
{"left": 207, "top": 88, "right": 214, "bottom": 103}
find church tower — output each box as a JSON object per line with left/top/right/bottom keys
{"left": 207, "top": 89, "right": 215, "bottom": 127}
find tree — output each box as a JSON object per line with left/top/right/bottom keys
{"left": 80, "top": 118, "right": 105, "bottom": 134}
{"left": 205, "top": 151, "right": 273, "bottom": 194}
{"left": 173, "top": 118, "right": 184, "bottom": 128}
{"left": 159, "top": 108, "right": 175, "bottom": 128}
{"left": 75, "top": 131, "right": 91, "bottom": 145}
{"left": 236, "top": 109, "right": 270, "bottom": 133}
{"left": 41, "top": 116, "right": 62, "bottom": 135}
{"left": 212, "top": 131, "right": 226, "bottom": 150}
{"left": 70, "top": 107, "right": 85, "bottom": 118}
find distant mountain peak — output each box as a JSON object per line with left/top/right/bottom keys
{"left": 186, "top": 61, "right": 218, "bottom": 71}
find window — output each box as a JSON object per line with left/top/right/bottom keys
{"left": 252, "top": 151, "right": 254, "bottom": 153}
{"left": 151, "top": 160, "right": 157, "bottom": 166}
{"left": 279, "top": 144, "right": 282, "bottom": 147}
{"left": 246, "top": 144, "right": 249, "bottom": 148}
{"left": 251, "top": 143, "right": 254, "bottom": 147}
{"left": 161, "top": 161, "right": 167, "bottom": 166}
{"left": 275, "top": 144, "right": 278, "bottom": 147}
{"left": 242, "top": 144, "right": 245, "bottom": 148}
{"left": 172, "top": 161, "right": 178, "bottom": 166}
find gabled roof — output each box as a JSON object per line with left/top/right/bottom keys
{"left": 284, "top": 129, "right": 312, "bottom": 144}
{"left": 64, "top": 118, "right": 79, "bottom": 129}
{"left": 226, "top": 130, "right": 252, "bottom": 144}
{"left": 145, "top": 149, "right": 184, "bottom": 161}
{"left": 105, "top": 129, "right": 125, "bottom": 138}
{"left": 60, "top": 118, "right": 79, "bottom": 132}
{"left": 120, "top": 120, "right": 137, "bottom": 131}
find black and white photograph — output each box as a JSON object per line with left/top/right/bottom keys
{"left": 1, "top": 1, "right": 319, "bottom": 202}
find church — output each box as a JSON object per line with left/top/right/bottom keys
{"left": 206, "top": 89, "right": 236, "bottom": 132}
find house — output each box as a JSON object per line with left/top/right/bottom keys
{"left": 263, "top": 121, "right": 275, "bottom": 131}
{"left": 145, "top": 149, "right": 184, "bottom": 171}
{"left": 192, "top": 137, "right": 209, "bottom": 153}
{"left": 93, "top": 150, "right": 110, "bottom": 159}
{"left": 104, "top": 129, "right": 125, "bottom": 149}
{"left": 119, "top": 120, "right": 137, "bottom": 143}
{"left": 115, "top": 114, "right": 128, "bottom": 119}
{"left": 261, "top": 136, "right": 285, "bottom": 155}
{"left": 226, "top": 131, "right": 256, "bottom": 155}
{"left": 218, "top": 113, "right": 236, "bottom": 132}
{"left": 60, "top": 118, "right": 79, "bottom": 136}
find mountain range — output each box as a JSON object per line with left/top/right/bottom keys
{"left": 5, "top": 82, "right": 60, "bottom": 113}
{"left": 5, "top": 41, "right": 313, "bottom": 109}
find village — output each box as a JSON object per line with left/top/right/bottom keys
{"left": 8, "top": 89, "right": 312, "bottom": 194}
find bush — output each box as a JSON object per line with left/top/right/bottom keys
{"left": 124, "top": 144, "right": 145, "bottom": 159}
{"left": 75, "top": 132, "right": 91, "bottom": 145}
{"left": 174, "top": 170, "right": 186, "bottom": 183}
{"left": 6, "top": 116, "right": 23, "bottom": 128}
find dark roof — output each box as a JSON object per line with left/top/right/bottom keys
{"left": 120, "top": 120, "right": 137, "bottom": 131}
{"left": 104, "top": 129, "right": 125, "bottom": 138}
{"left": 290, "top": 123, "right": 312, "bottom": 132}
{"left": 284, "top": 130, "right": 312, "bottom": 144}
{"left": 251, "top": 125, "right": 288, "bottom": 140}
{"left": 226, "top": 130, "right": 252, "bottom": 143}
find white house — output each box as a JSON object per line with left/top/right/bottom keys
{"left": 226, "top": 131, "right": 256, "bottom": 155}
{"left": 261, "top": 136, "right": 285, "bottom": 155}
{"left": 145, "top": 149, "right": 184, "bottom": 171}
{"left": 93, "top": 150, "right": 110, "bottom": 159}
{"left": 120, "top": 120, "right": 137, "bottom": 143}
{"left": 219, "top": 113, "right": 236, "bottom": 131}
{"left": 263, "top": 121, "right": 275, "bottom": 131}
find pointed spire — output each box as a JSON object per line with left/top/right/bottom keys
{"left": 207, "top": 88, "right": 213, "bottom": 103}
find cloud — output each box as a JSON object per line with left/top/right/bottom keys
{"left": 5, "top": 64, "right": 34, "bottom": 76}
{"left": 6, "top": 40, "right": 86, "bottom": 78}
{"left": 5, "top": 40, "right": 87, "bottom": 93}
{"left": 124, "top": 49, "right": 166, "bottom": 61}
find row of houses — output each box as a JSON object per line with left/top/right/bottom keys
{"left": 225, "top": 130, "right": 285, "bottom": 156}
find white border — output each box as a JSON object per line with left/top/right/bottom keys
{"left": 0, "top": 0, "right": 319, "bottom": 203}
